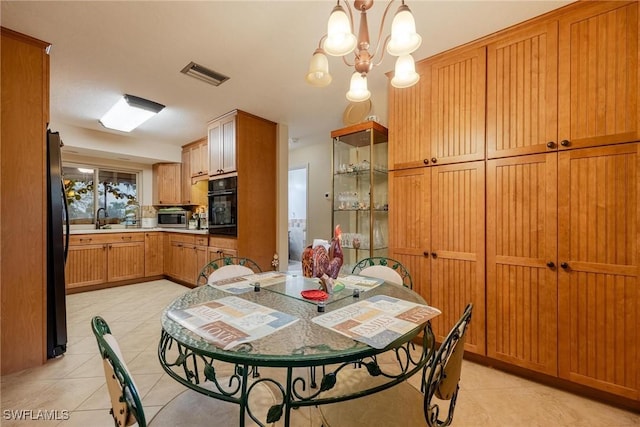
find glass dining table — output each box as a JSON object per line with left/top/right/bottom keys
{"left": 158, "top": 273, "right": 437, "bottom": 427}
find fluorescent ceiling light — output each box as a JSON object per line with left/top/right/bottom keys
{"left": 99, "top": 94, "right": 165, "bottom": 132}
{"left": 77, "top": 168, "right": 94, "bottom": 173}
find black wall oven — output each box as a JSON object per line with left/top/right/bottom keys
{"left": 208, "top": 176, "right": 237, "bottom": 236}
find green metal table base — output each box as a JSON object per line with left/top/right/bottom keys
{"left": 158, "top": 325, "right": 435, "bottom": 427}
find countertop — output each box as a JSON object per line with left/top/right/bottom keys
{"left": 68, "top": 227, "right": 209, "bottom": 235}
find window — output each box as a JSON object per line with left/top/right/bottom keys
{"left": 63, "top": 164, "right": 139, "bottom": 225}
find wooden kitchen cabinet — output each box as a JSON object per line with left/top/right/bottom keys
{"left": 388, "top": 167, "right": 430, "bottom": 299}
{"left": 388, "top": 162, "right": 485, "bottom": 355}
{"left": 144, "top": 232, "right": 164, "bottom": 277}
{"left": 180, "top": 149, "right": 207, "bottom": 206}
{"left": 208, "top": 236, "right": 238, "bottom": 262}
{"left": 486, "top": 21, "right": 559, "bottom": 159}
{"left": 188, "top": 137, "right": 208, "bottom": 179}
{"left": 388, "top": 61, "right": 429, "bottom": 171}
{"left": 66, "top": 241, "right": 108, "bottom": 288}
{"left": 426, "top": 45, "right": 486, "bottom": 165}
{"left": 208, "top": 112, "right": 237, "bottom": 176}
{"left": 169, "top": 241, "right": 197, "bottom": 284}
{"left": 486, "top": 153, "right": 558, "bottom": 375}
{"left": 107, "top": 238, "right": 145, "bottom": 282}
{"left": 207, "top": 110, "right": 277, "bottom": 270}
{"left": 152, "top": 163, "right": 182, "bottom": 205}
{"left": 66, "top": 233, "right": 144, "bottom": 288}
{"left": 165, "top": 233, "right": 209, "bottom": 286}
{"left": 557, "top": 1, "right": 639, "bottom": 150}
{"left": 557, "top": 143, "right": 639, "bottom": 400}
{"left": 385, "top": 0, "right": 640, "bottom": 404}
{"left": 487, "top": 1, "right": 639, "bottom": 157}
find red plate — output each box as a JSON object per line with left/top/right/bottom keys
{"left": 301, "top": 289, "right": 329, "bottom": 301}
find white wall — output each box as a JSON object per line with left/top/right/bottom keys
{"left": 289, "top": 141, "right": 332, "bottom": 243}
{"left": 55, "top": 123, "right": 181, "bottom": 164}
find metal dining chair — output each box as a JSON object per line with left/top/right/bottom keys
{"left": 352, "top": 256, "right": 413, "bottom": 289}
{"left": 310, "top": 256, "right": 415, "bottom": 388}
{"left": 196, "top": 256, "right": 262, "bottom": 286}
{"left": 319, "top": 303, "right": 473, "bottom": 427}
{"left": 91, "top": 316, "right": 278, "bottom": 427}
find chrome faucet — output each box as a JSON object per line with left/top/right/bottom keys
{"left": 95, "top": 207, "right": 107, "bottom": 229}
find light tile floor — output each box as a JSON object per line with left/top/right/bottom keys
{"left": 1, "top": 280, "right": 638, "bottom": 426}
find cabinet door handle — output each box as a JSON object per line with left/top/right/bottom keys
{"left": 547, "top": 261, "right": 555, "bottom": 268}
{"left": 431, "top": 158, "right": 437, "bottom": 164}
{"left": 560, "top": 140, "right": 570, "bottom": 147}
{"left": 546, "top": 141, "right": 556, "bottom": 149}
{"left": 423, "top": 159, "right": 429, "bottom": 165}
{"left": 80, "top": 238, "right": 92, "bottom": 243}
{"left": 431, "top": 252, "right": 438, "bottom": 259}
{"left": 121, "top": 236, "right": 132, "bottom": 241}
{"left": 107, "top": 244, "right": 112, "bottom": 250}
{"left": 423, "top": 251, "right": 429, "bottom": 257}
{"left": 560, "top": 262, "right": 569, "bottom": 269}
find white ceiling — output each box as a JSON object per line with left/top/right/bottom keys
{"left": 1, "top": 0, "right": 573, "bottom": 160}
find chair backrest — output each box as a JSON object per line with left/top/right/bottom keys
{"left": 91, "top": 316, "right": 147, "bottom": 427}
{"left": 352, "top": 257, "right": 413, "bottom": 289}
{"left": 422, "top": 303, "right": 473, "bottom": 427}
{"left": 197, "top": 256, "right": 262, "bottom": 286}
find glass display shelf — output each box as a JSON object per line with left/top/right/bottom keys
{"left": 331, "top": 121, "right": 388, "bottom": 274}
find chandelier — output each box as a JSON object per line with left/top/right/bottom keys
{"left": 306, "top": 0, "right": 422, "bottom": 102}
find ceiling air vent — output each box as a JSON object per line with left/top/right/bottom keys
{"left": 180, "top": 61, "right": 230, "bottom": 87}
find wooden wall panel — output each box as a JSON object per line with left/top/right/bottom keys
{"left": 388, "top": 168, "right": 430, "bottom": 298}
{"left": 1, "top": 28, "right": 50, "bottom": 374}
{"left": 429, "top": 47, "right": 486, "bottom": 164}
{"left": 558, "top": 143, "right": 639, "bottom": 399}
{"left": 487, "top": 154, "right": 558, "bottom": 375}
{"left": 558, "top": 2, "right": 639, "bottom": 149}
{"left": 430, "top": 161, "right": 485, "bottom": 354}
{"left": 487, "top": 22, "right": 558, "bottom": 158}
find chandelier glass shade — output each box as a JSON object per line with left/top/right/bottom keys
{"left": 306, "top": 0, "right": 421, "bottom": 102}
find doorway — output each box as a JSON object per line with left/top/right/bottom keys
{"left": 288, "top": 165, "right": 308, "bottom": 264}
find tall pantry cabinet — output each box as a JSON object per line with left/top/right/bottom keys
{"left": 0, "top": 27, "right": 50, "bottom": 374}
{"left": 389, "top": 42, "right": 487, "bottom": 355}
{"left": 389, "top": 0, "right": 639, "bottom": 402}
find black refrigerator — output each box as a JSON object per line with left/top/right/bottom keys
{"left": 46, "top": 129, "right": 69, "bottom": 358}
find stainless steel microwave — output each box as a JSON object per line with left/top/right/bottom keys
{"left": 157, "top": 208, "right": 190, "bottom": 228}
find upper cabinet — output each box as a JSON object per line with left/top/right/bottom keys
{"left": 152, "top": 163, "right": 181, "bottom": 205}
{"left": 388, "top": 61, "right": 429, "bottom": 170}
{"left": 486, "top": 21, "right": 559, "bottom": 158}
{"left": 183, "top": 137, "right": 208, "bottom": 180}
{"left": 488, "top": 1, "right": 639, "bottom": 158}
{"left": 208, "top": 112, "right": 237, "bottom": 176}
{"left": 427, "top": 45, "right": 487, "bottom": 165}
{"left": 558, "top": 1, "right": 639, "bottom": 150}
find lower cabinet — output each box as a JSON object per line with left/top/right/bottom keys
{"left": 66, "top": 233, "right": 144, "bottom": 289}
{"left": 486, "top": 153, "right": 558, "bottom": 376}
{"left": 166, "top": 234, "right": 214, "bottom": 286}
{"left": 144, "top": 232, "right": 164, "bottom": 277}
{"left": 485, "top": 143, "right": 640, "bottom": 399}
{"left": 66, "top": 242, "right": 108, "bottom": 288}
{"left": 107, "top": 240, "right": 145, "bottom": 282}
{"left": 389, "top": 162, "right": 486, "bottom": 355}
